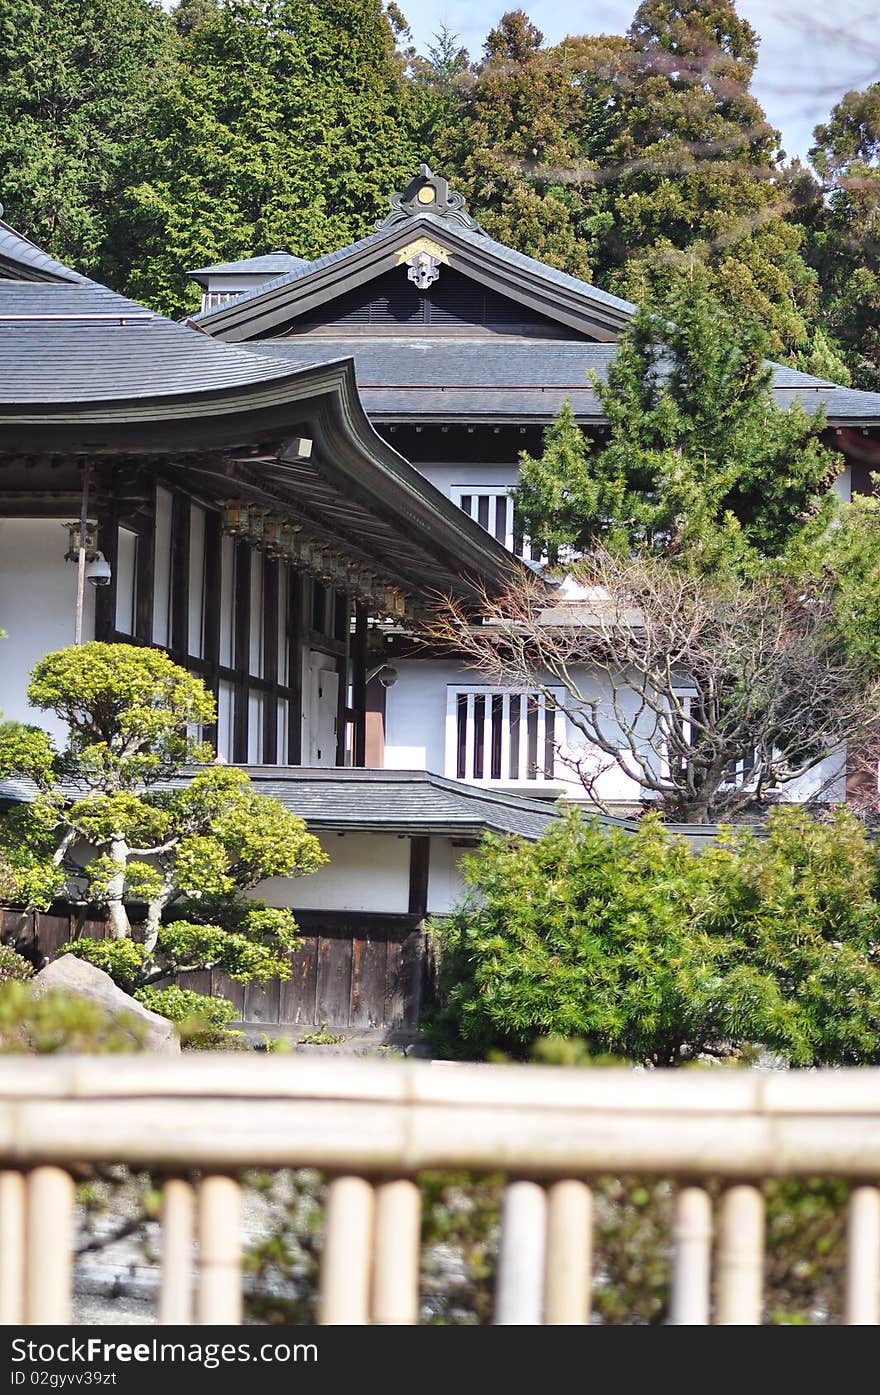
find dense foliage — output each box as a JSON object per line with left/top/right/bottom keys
{"left": 516, "top": 267, "right": 837, "bottom": 567}
{"left": 430, "top": 808, "right": 880, "bottom": 1066}
{"left": 0, "top": 0, "right": 870, "bottom": 383}
{"left": 0, "top": 643, "right": 325, "bottom": 993}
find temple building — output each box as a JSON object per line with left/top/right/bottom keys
{"left": 4, "top": 168, "right": 880, "bottom": 1032}
{"left": 193, "top": 165, "right": 880, "bottom": 807}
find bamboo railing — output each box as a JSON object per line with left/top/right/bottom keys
{"left": 1, "top": 1057, "right": 880, "bottom": 1325}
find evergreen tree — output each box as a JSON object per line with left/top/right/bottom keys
{"left": 516, "top": 267, "right": 836, "bottom": 567}
{"left": 433, "top": 3, "right": 819, "bottom": 361}
{"left": 112, "top": 0, "right": 420, "bottom": 315}
{"left": 806, "top": 83, "right": 880, "bottom": 390}
{"left": 0, "top": 0, "right": 178, "bottom": 274}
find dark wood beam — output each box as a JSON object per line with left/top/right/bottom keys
{"left": 262, "top": 556, "right": 279, "bottom": 764}
{"left": 287, "top": 570, "right": 304, "bottom": 765}
{"left": 352, "top": 604, "right": 367, "bottom": 767}
{"left": 232, "top": 539, "right": 251, "bottom": 764}
{"left": 170, "top": 492, "right": 191, "bottom": 656}
{"left": 408, "top": 837, "right": 431, "bottom": 919}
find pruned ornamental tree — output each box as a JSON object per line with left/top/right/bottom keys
{"left": 0, "top": 644, "right": 325, "bottom": 994}
{"left": 430, "top": 807, "right": 880, "bottom": 1066}
{"left": 424, "top": 550, "right": 880, "bottom": 823}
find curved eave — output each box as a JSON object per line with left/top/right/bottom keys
{"left": 0, "top": 356, "right": 520, "bottom": 599}
{"left": 194, "top": 218, "right": 632, "bottom": 344}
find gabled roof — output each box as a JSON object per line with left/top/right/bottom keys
{"left": 192, "top": 168, "right": 635, "bottom": 343}
{"left": 243, "top": 336, "right": 880, "bottom": 427}
{"left": 189, "top": 251, "right": 311, "bottom": 286}
{"left": 0, "top": 213, "right": 89, "bottom": 285}
{"left": 0, "top": 213, "right": 520, "bottom": 600}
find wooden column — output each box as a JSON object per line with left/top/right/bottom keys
{"left": 335, "top": 591, "right": 350, "bottom": 767}
{"left": 288, "top": 571, "right": 304, "bottom": 764}
{"left": 0, "top": 1171, "right": 26, "bottom": 1325}
{"left": 408, "top": 836, "right": 430, "bottom": 918}
{"left": 352, "top": 603, "right": 368, "bottom": 767}
{"left": 716, "top": 1184, "right": 764, "bottom": 1324}
{"left": 232, "top": 538, "right": 251, "bottom": 764}
{"left": 262, "top": 555, "right": 279, "bottom": 763}
{"left": 134, "top": 487, "right": 155, "bottom": 644}
{"left": 670, "top": 1186, "right": 713, "bottom": 1325}
{"left": 202, "top": 510, "right": 222, "bottom": 751}
{"left": 26, "top": 1167, "right": 75, "bottom": 1324}
{"left": 495, "top": 1181, "right": 547, "bottom": 1325}
{"left": 170, "top": 491, "right": 191, "bottom": 657}
{"left": 365, "top": 674, "right": 387, "bottom": 767}
{"left": 846, "top": 1185, "right": 880, "bottom": 1324}
{"left": 160, "top": 1176, "right": 196, "bottom": 1325}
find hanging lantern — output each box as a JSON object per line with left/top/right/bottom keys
{"left": 221, "top": 500, "right": 250, "bottom": 536}
{"left": 384, "top": 585, "right": 407, "bottom": 619}
{"left": 246, "top": 506, "right": 268, "bottom": 543}
{"left": 62, "top": 519, "right": 98, "bottom": 561}
{"left": 261, "top": 513, "right": 284, "bottom": 556}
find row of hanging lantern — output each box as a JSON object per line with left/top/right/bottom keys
{"left": 221, "top": 500, "right": 410, "bottom": 621}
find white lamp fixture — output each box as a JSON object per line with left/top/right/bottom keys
{"left": 85, "top": 552, "right": 112, "bottom": 587}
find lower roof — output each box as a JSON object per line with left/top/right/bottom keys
{"left": 249, "top": 336, "right": 880, "bottom": 427}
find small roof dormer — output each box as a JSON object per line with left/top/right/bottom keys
{"left": 188, "top": 248, "right": 311, "bottom": 312}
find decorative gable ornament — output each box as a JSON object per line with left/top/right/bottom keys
{"left": 380, "top": 164, "right": 486, "bottom": 235}
{"left": 396, "top": 236, "right": 450, "bottom": 291}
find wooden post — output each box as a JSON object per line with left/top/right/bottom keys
{"left": 670, "top": 1186, "right": 713, "bottom": 1325}
{"left": 26, "top": 1167, "right": 75, "bottom": 1324}
{"left": 0, "top": 1171, "right": 26, "bottom": 1325}
{"left": 544, "top": 1179, "right": 592, "bottom": 1324}
{"left": 320, "top": 1175, "right": 374, "bottom": 1325}
{"left": 372, "top": 1177, "right": 421, "bottom": 1324}
{"left": 715, "top": 1184, "right": 764, "bottom": 1325}
{"left": 846, "top": 1185, "right": 880, "bottom": 1324}
{"left": 196, "top": 1174, "right": 242, "bottom": 1324}
{"left": 160, "top": 1177, "right": 196, "bottom": 1325}
{"left": 73, "top": 461, "right": 92, "bottom": 646}
{"left": 495, "top": 1180, "right": 547, "bottom": 1325}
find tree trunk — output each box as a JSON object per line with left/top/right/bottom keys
{"left": 106, "top": 837, "right": 132, "bottom": 939}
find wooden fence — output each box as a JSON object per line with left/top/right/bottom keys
{"left": 3, "top": 1057, "right": 880, "bottom": 1325}
{"left": 1, "top": 909, "right": 430, "bottom": 1032}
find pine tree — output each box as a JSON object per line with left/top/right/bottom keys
{"left": 516, "top": 268, "right": 837, "bottom": 568}
{"left": 806, "top": 83, "right": 880, "bottom": 390}
{"left": 110, "top": 0, "right": 420, "bottom": 315}
{"left": 0, "top": 0, "right": 178, "bottom": 274}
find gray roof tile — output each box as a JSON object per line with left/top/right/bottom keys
{"left": 247, "top": 337, "right": 880, "bottom": 424}
{"left": 0, "top": 218, "right": 89, "bottom": 284}
{"left": 190, "top": 251, "right": 311, "bottom": 283}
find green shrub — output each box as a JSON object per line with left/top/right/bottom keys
{"left": 135, "top": 985, "right": 236, "bottom": 1029}
{"left": 0, "top": 944, "right": 33, "bottom": 983}
{"left": 429, "top": 806, "right": 880, "bottom": 1066}
{"left": 57, "top": 938, "right": 146, "bottom": 994}
{"left": 0, "top": 981, "right": 146, "bottom": 1054}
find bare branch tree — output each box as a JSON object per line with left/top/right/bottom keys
{"left": 422, "top": 549, "right": 880, "bottom": 823}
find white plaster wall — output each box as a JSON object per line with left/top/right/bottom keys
{"left": 253, "top": 831, "right": 412, "bottom": 914}
{"left": 426, "top": 837, "right": 470, "bottom": 915}
{"left": 0, "top": 518, "right": 94, "bottom": 741}
{"left": 383, "top": 657, "right": 646, "bottom": 801}
{"left": 417, "top": 462, "right": 521, "bottom": 499}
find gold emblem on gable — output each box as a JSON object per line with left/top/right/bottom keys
{"left": 395, "top": 237, "right": 450, "bottom": 266}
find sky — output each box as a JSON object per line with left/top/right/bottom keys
{"left": 398, "top": 0, "right": 880, "bottom": 165}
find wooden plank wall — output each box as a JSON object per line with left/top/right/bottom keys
{"left": 0, "top": 909, "right": 429, "bottom": 1031}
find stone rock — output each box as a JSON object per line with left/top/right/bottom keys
{"left": 31, "top": 956, "right": 180, "bottom": 1054}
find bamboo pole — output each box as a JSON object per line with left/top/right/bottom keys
{"left": 496, "top": 1180, "right": 547, "bottom": 1325}
{"left": 845, "top": 1185, "right": 880, "bottom": 1325}
{"left": 196, "top": 1174, "right": 242, "bottom": 1325}
{"left": 669, "top": 1186, "right": 712, "bottom": 1325}
{"left": 320, "top": 1175, "right": 374, "bottom": 1325}
{"left": 160, "top": 1176, "right": 196, "bottom": 1325}
{"left": 544, "top": 1179, "right": 592, "bottom": 1324}
{"left": 0, "top": 1171, "right": 26, "bottom": 1325}
{"left": 25, "top": 1167, "right": 75, "bottom": 1324}
{"left": 372, "top": 1178, "right": 421, "bottom": 1324}
{"left": 715, "top": 1184, "right": 764, "bottom": 1325}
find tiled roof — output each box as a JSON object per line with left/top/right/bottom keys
{"left": 189, "top": 251, "right": 311, "bottom": 284}
{"left": 0, "top": 279, "right": 323, "bottom": 404}
{"left": 246, "top": 336, "right": 880, "bottom": 425}
{"left": 191, "top": 213, "right": 636, "bottom": 330}
{"left": 0, "top": 217, "right": 89, "bottom": 284}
